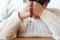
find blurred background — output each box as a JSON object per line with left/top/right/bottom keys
{"left": 0, "top": 0, "right": 60, "bottom": 23}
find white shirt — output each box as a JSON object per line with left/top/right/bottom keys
{"left": 0, "top": 8, "right": 60, "bottom": 40}
{"left": 18, "top": 17, "right": 52, "bottom": 37}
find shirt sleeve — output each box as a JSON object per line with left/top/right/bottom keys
{"left": 0, "top": 10, "right": 22, "bottom": 39}
{"left": 40, "top": 9, "right": 60, "bottom": 34}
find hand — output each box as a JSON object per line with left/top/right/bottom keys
{"left": 18, "top": 3, "right": 31, "bottom": 20}
{"left": 33, "top": 1, "right": 45, "bottom": 19}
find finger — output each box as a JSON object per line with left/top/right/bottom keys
{"left": 23, "top": 2, "right": 32, "bottom": 12}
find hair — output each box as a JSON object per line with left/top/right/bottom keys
{"left": 23, "top": 0, "right": 50, "bottom": 5}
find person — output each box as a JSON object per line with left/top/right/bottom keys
{"left": 18, "top": 0, "right": 52, "bottom": 38}
{"left": 0, "top": 0, "right": 60, "bottom": 40}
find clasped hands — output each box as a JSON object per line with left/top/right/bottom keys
{"left": 18, "top": 1, "right": 44, "bottom": 20}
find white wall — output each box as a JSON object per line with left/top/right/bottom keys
{"left": 47, "top": 0, "right": 60, "bottom": 9}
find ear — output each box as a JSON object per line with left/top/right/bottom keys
{"left": 43, "top": 2, "right": 48, "bottom": 9}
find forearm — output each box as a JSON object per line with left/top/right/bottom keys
{"left": 0, "top": 11, "right": 22, "bottom": 39}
